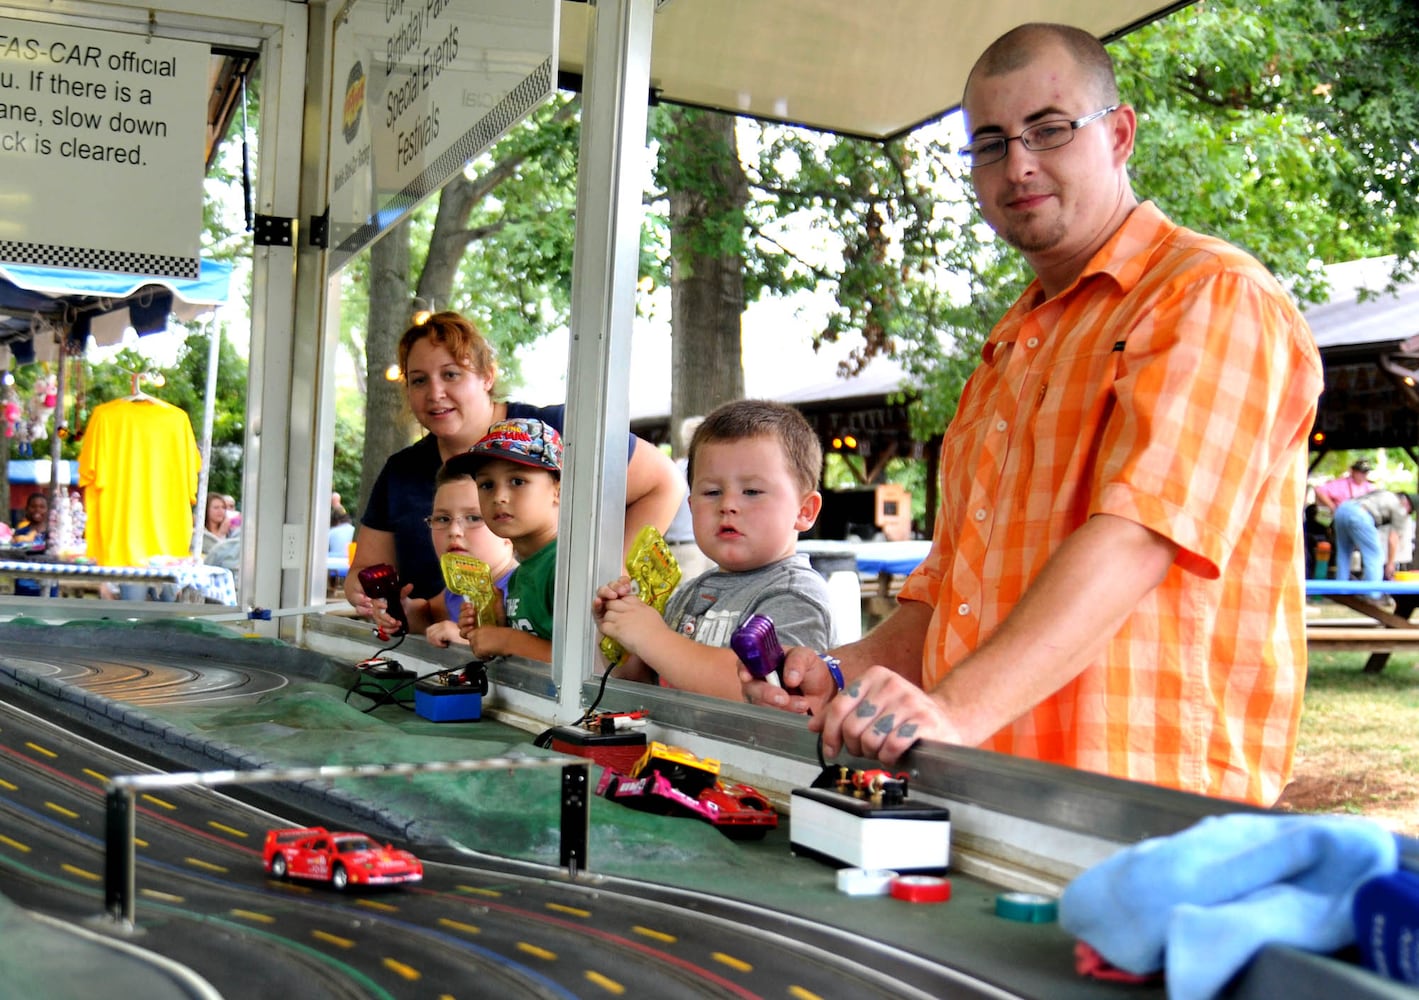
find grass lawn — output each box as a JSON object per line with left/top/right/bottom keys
{"left": 1276, "top": 647, "right": 1419, "bottom": 834}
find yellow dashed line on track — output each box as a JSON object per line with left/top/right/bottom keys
{"left": 517, "top": 942, "right": 557, "bottom": 961}
{"left": 0, "top": 778, "right": 17, "bottom": 791}
{"left": 140, "top": 889, "right": 184, "bottom": 903}
{"left": 62, "top": 864, "right": 101, "bottom": 881}
{"left": 25, "top": 742, "right": 57, "bottom": 758}
{"left": 584, "top": 970, "right": 626, "bottom": 994}
{"left": 185, "top": 857, "right": 228, "bottom": 873}
{"left": 789, "top": 987, "right": 826, "bottom": 1000}
{"left": 140, "top": 794, "right": 176, "bottom": 810}
{"left": 545, "top": 902, "right": 590, "bottom": 918}
{"left": 230, "top": 909, "right": 276, "bottom": 924}
{"left": 382, "top": 958, "right": 421, "bottom": 981}
{"left": 312, "top": 930, "right": 355, "bottom": 949}
{"left": 134, "top": 837, "right": 149, "bottom": 848}
{"left": 713, "top": 952, "right": 752, "bottom": 973}
{"left": 207, "top": 821, "right": 247, "bottom": 838}
{"left": 631, "top": 925, "right": 676, "bottom": 943}
{"left": 82, "top": 768, "right": 109, "bottom": 783}
{"left": 437, "top": 918, "right": 481, "bottom": 936}
{"left": 44, "top": 802, "right": 79, "bottom": 819}
{"left": 356, "top": 898, "right": 398, "bottom": 913}
{"left": 0, "top": 834, "right": 31, "bottom": 853}
{"left": 456, "top": 885, "right": 503, "bottom": 898}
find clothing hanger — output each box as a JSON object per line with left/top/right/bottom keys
{"left": 123, "top": 370, "right": 156, "bottom": 402}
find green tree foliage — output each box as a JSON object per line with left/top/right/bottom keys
{"left": 349, "top": 0, "right": 1419, "bottom": 499}
{"left": 1115, "top": 0, "right": 1419, "bottom": 299}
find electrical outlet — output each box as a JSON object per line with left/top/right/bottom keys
{"left": 281, "top": 524, "right": 301, "bottom": 569}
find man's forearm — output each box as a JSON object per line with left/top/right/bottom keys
{"left": 830, "top": 599, "right": 933, "bottom": 687}
{"left": 929, "top": 514, "right": 1178, "bottom": 747}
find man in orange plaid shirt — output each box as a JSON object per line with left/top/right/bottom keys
{"left": 753, "top": 23, "right": 1323, "bottom": 806}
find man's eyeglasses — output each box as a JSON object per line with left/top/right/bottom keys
{"left": 424, "top": 513, "right": 483, "bottom": 531}
{"left": 958, "top": 106, "right": 1119, "bottom": 168}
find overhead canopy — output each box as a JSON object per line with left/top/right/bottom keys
{"left": 557, "top": 0, "right": 1192, "bottom": 140}
{"left": 1305, "top": 257, "right": 1419, "bottom": 454}
{"left": 0, "top": 259, "right": 234, "bottom": 364}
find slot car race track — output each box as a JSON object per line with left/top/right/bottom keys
{"left": 0, "top": 621, "right": 1051, "bottom": 1000}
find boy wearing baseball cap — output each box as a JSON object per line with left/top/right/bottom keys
{"left": 451, "top": 417, "right": 563, "bottom": 663}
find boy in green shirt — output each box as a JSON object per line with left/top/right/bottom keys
{"left": 453, "top": 418, "right": 562, "bottom": 663}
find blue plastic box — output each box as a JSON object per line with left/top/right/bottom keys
{"left": 414, "top": 678, "right": 482, "bottom": 722}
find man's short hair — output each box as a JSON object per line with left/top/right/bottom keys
{"left": 688, "top": 399, "right": 822, "bottom": 497}
{"left": 965, "top": 22, "right": 1119, "bottom": 108}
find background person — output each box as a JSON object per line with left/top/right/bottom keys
{"left": 201, "top": 492, "right": 231, "bottom": 556}
{"left": 1314, "top": 458, "right": 1374, "bottom": 513}
{"left": 751, "top": 22, "right": 1323, "bottom": 807}
{"left": 345, "top": 311, "right": 683, "bottom": 616}
{"left": 1333, "top": 490, "right": 1415, "bottom": 599}
{"left": 594, "top": 400, "right": 835, "bottom": 700}
{"left": 11, "top": 491, "right": 49, "bottom": 597}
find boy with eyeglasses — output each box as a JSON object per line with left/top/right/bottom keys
{"left": 379, "top": 457, "right": 518, "bottom": 647}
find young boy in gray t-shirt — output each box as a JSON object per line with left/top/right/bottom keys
{"left": 593, "top": 399, "right": 835, "bottom": 700}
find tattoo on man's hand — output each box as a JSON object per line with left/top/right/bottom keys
{"left": 873, "top": 714, "right": 896, "bottom": 735}
{"left": 855, "top": 700, "right": 877, "bottom": 719}
{"left": 847, "top": 681, "right": 862, "bottom": 698}
{"left": 897, "top": 722, "right": 919, "bottom": 739}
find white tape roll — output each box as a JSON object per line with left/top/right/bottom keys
{"left": 836, "top": 868, "right": 900, "bottom": 896}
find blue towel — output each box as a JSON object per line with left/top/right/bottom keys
{"left": 1059, "top": 814, "right": 1399, "bottom": 999}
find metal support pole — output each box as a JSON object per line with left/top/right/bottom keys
{"left": 560, "top": 763, "right": 589, "bottom": 876}
{"left": 103, "top": 787, "right": 135, "bottom": 926}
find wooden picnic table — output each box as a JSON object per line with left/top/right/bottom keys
{"left": 1305, "top": 579, "right": 1419, "bottom": 672}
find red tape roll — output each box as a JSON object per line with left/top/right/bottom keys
{"left": 890, "top": 875, "right": 952, "bottom": 903}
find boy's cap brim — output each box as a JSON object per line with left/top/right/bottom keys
{"left": 461, "top": 418, "right": 564, "bottom": 474}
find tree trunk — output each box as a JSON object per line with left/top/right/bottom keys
{"left": 358, "top": 218, "right": 419, "bottom": 517}
{"left": 667, "top": 110, "right": 747, "bottom": 455}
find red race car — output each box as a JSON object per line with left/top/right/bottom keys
{"left": 263, "top": 827, "right": 423, "bottom": 890}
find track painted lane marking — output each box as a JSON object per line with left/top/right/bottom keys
{"left": 518, "top": 942, "right": 557, "bottom": 961}
{"left": 382, "top": 958, "right": 421, "bottom": 981}
{"left": 139, "top": 889, "right": 184, "bottom": 903}
{"left": 24, "top": 742, "right": 57, "bottom": 758}
{"left": 713, "top": 952, "right": 753, "bottom": 973}
{"left": 61, "top": 863, "right": 100, "bottom": 881}
{"left": 0, "top": 833, "right": 31, "bottom": 852}
{"left": 44, "top": 801, "right": 79, "bottom": 819}
{"left": 456, "top": 884, "right": 502, "bottom": 897}
{"left": 313, "top": 930, "right": 356, "bottom": 948}
{"left": 185, "top": 857, "right": 228, "bottom": 873}
{"left": 437, "top": 917, "right": 481, "bottom": 936}
{"left": 584, "top": 969, "right": 626, "bottom": 994}
{"left": 631, "top": 925, "right": 676, "bottom": 943}
{"left": 230, "top": 909, "right": 277, "bottom": 924}
{"left": 545, "top": 902, "right": 590, "bottom": 918}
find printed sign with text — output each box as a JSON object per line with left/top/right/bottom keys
{"left": 0, "top": 17, "right": 206, "bottom": 277}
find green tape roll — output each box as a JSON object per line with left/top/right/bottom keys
{"left": 994, "top": 891, "right": 1058, "bottom": 923}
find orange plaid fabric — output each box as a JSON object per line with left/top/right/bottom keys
{"left": 898, "top": 202, "right": 1322, "bottom": 805}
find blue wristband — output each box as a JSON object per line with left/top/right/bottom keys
{"left": 819, "top": 653, "right": 844, "bottom": 690}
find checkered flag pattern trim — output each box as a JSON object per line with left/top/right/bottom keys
{"left": 0, "top": 240, "right": 198, "bottom": 279}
